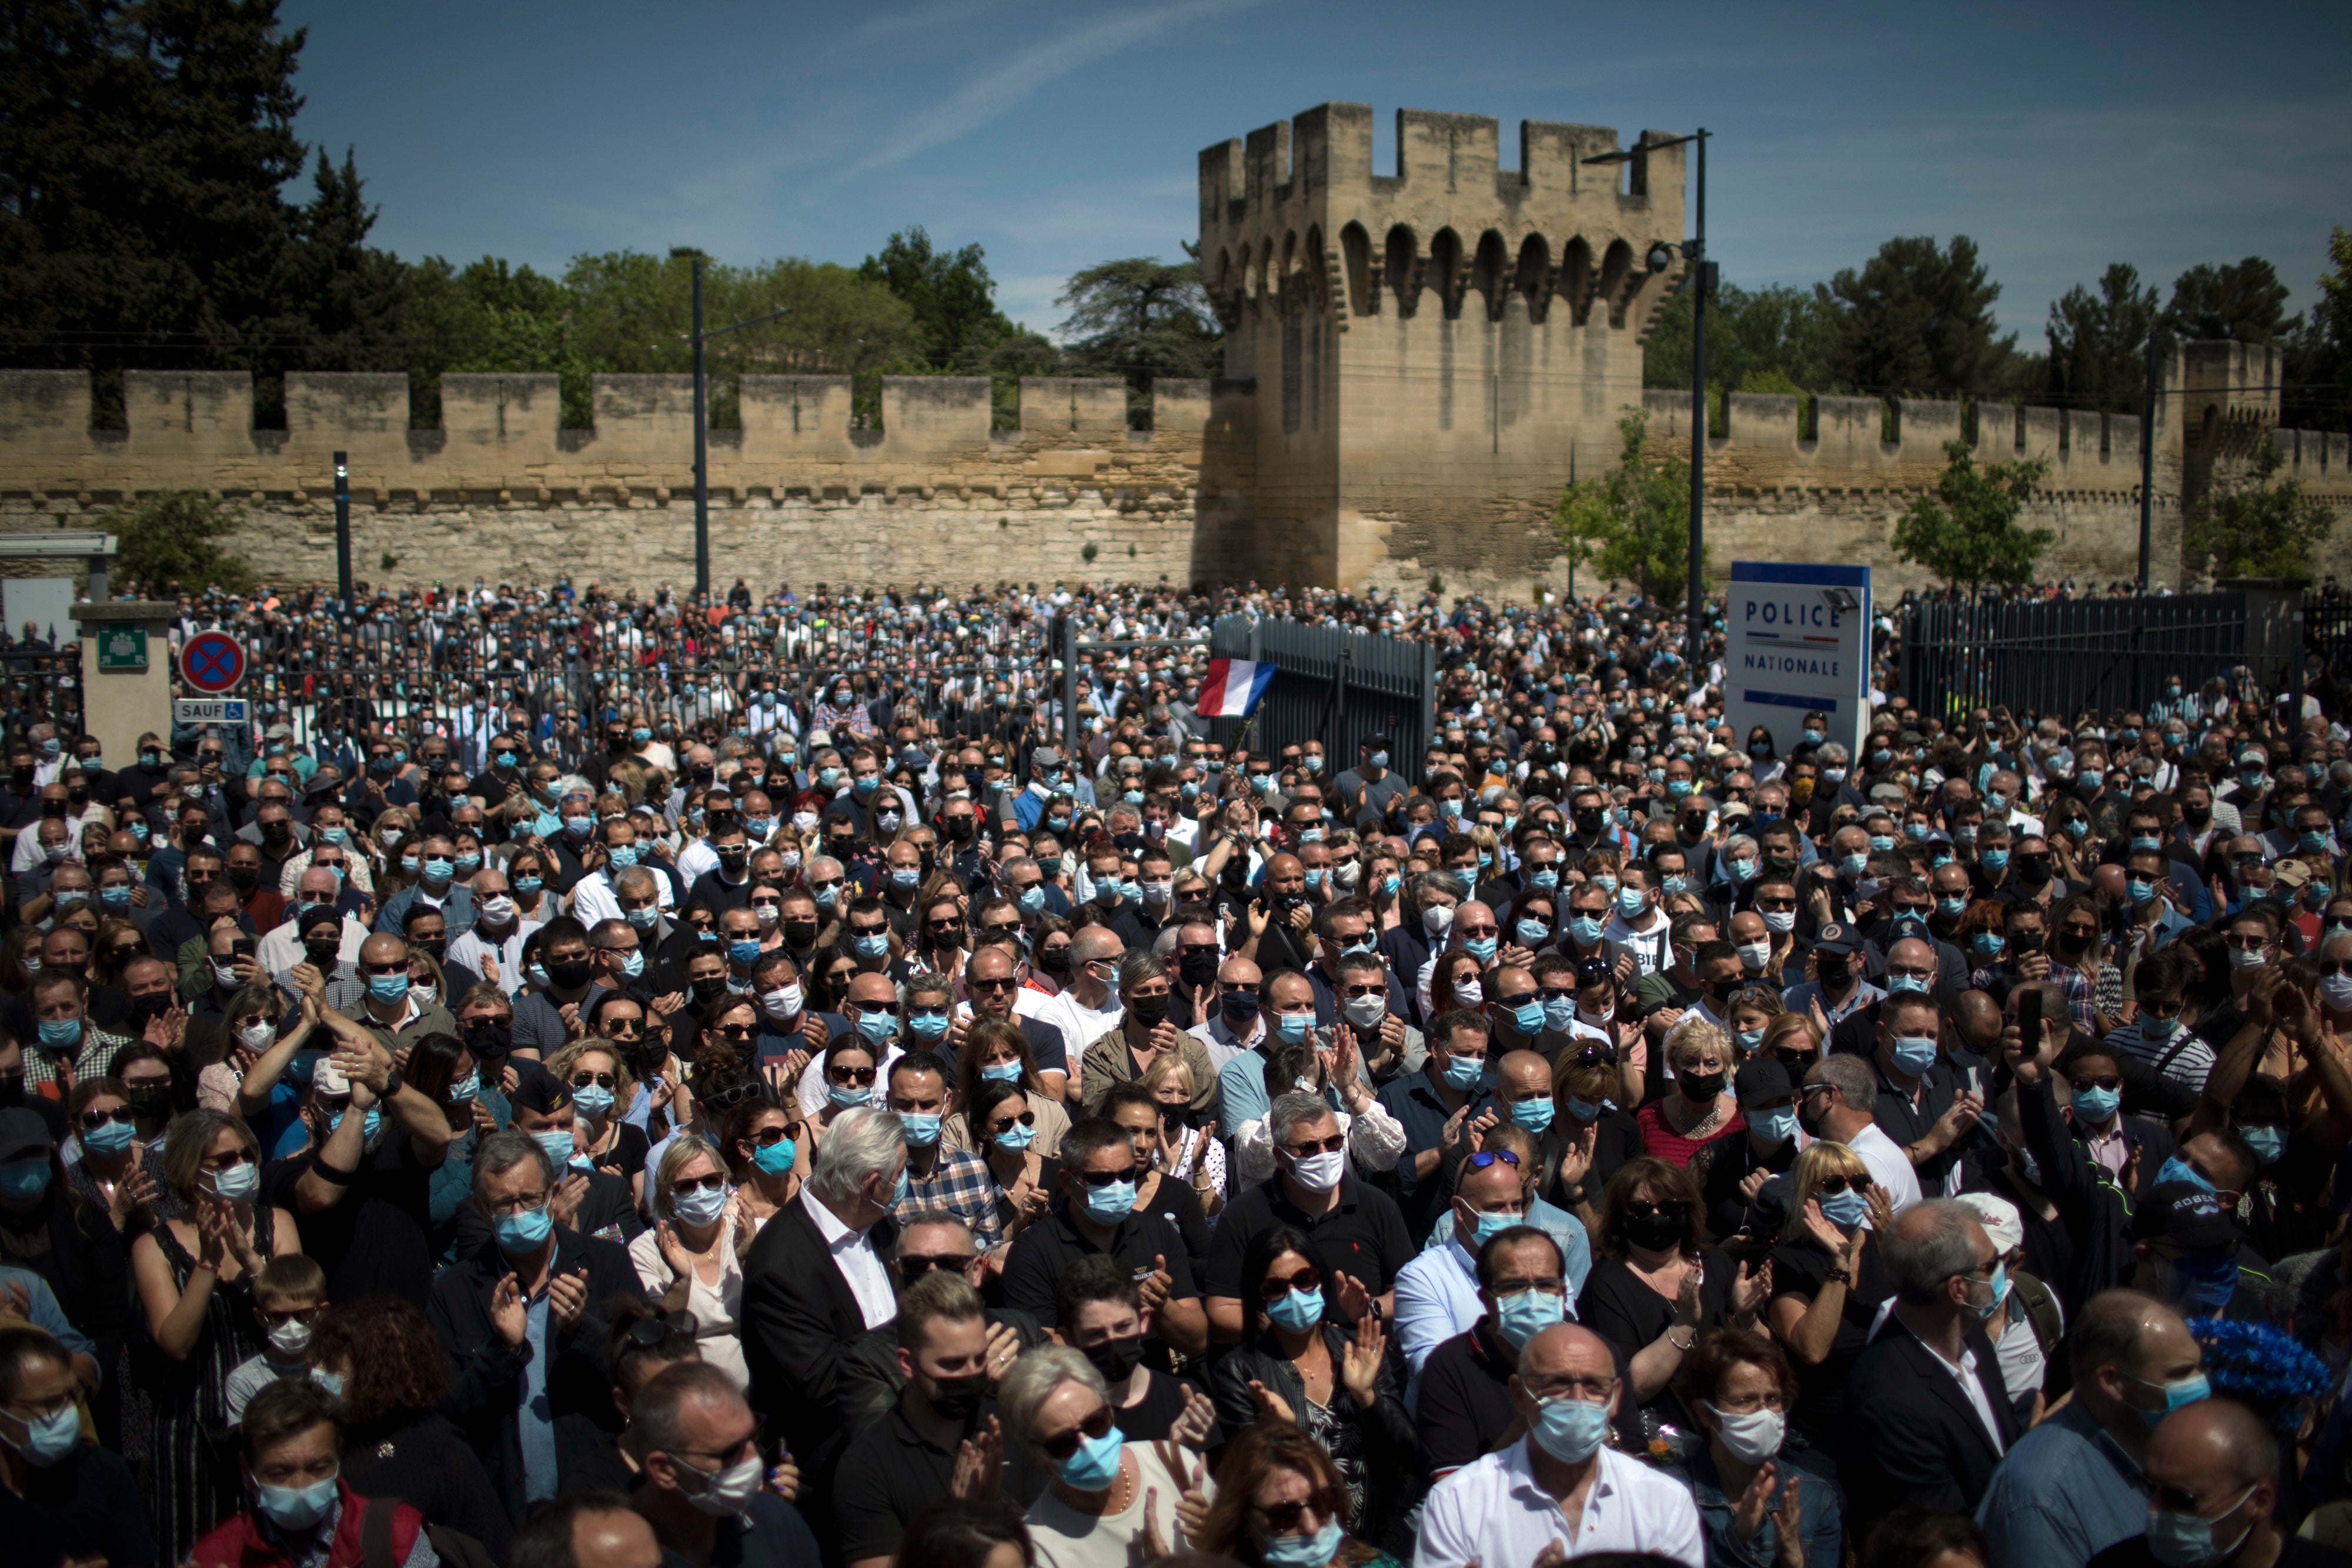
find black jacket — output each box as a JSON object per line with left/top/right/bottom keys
{"left": 2017, "top": 1071, "right": 2134, "bottom": 1315}
{"left": 1208, "top": 1320, "right": 1423, "bottom": 1538}
{"left": 739, "top": 1193, "right": 897, "bottom": 1522}
{"left": 424, "top": 1228, "right": 644, "bottom": 1524}
{"left": 336, "top": 1408, "right": 513, "bottom": 1563}
{"left": 1835, "top": 1313, "right": 2022, "bottom": 1532}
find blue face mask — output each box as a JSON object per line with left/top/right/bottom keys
{"left": 827, "top": 1081, "right": 872, "bottom": 1109}
{"left": 1260, "top": 1519, "right": 1346, "bottom": 1568}
{"left": 514, "top": 875, "right": 544, "bottom": 897}
{"left": 2132, "top": 1370, "right": 2211, "bottom": 1428}
{"left": 606, "top": 844, "right": 639, "bottom": 870}
{"left": 1440, "top": 1054, "right": 1484, "bottom": 1091}
{"left": 1531, "top": 1394, "right": 1611, "bottom": 1463}
{"left": 899, "top": 1112, "right": 942, "bottom": 1146}
{"left": 1495, "top": 1289, "right": 1566, "bottom": 1349}
{"left": 1565, "top": 1097, "right": 1602, "bottom": 1122}
{"left": 1980, "top": 849, "right": 2010, "bottom": 874}
{"left": 366, "top": 974, "right": 410, "bottom": 1005}
{"left": 1462, "top": 934, "right": 1498, "bottom": 963}
{"left": 495, "top": 1202, "right": 553, "bottom": 1253}
{"left": 980, "top": 1061, "right": 1024, "bottom": 1084}
{"left": 2073, "top": 1085, "right": 2120, "bottom": 1124}
{"left": 2157, "top": 1155, "right": 2213, "bottom": 1193}
{"left": 253, "top": 1475, "right": 340, "bottom": 1532}
{"left": 1567, "top": 915, "right": 1605, "bottom": 947}
{"left": 1082, "top": 1178, "right": 1136, "bottom": 1225}
{"left": 1972, "top": 932, "right": 2006, "bottom": 959}
{"left": 1736, "top": 1027, "right": 1763, "bottom": 1053}
{"left": 1265, "top": 1285, "right": 1325, "bottom": 1334}
{"left": 1868, "top": 834, "right": 1896, "bottom": 853}
{"left": 889, "top": 868, "right": 920, "bottom": 891}
{"left": 36, "top": 1018, "right": 79, "bottom": 1050}
{"left": 1838, "top": 853, "right": 1868, "bottom": 878}
{"left": 1543, "top": 996, "right": 1576, "bottom": 1033}
{"left": 1275, "top": 1012, "right": 1312, "bottom": 1045}
{"left": 1616, "top": 887, "right": 1646, "bottom": 918}
{"left": 2240, "top": 1124, "right": 2286, "bottom": 1165}
{"left": 1057, "top": 1423, "right": 1126, "bottom": 1492}
{"left": 1509, "top": 999, "right": 1546, "bottom": 1037}
{"left": 1510, "top": 1096, "right": 1555, "bottom": 1133}
{"left": 753, "top": 1138, "right": 797, "bottom": 1176}
{"left": 1889, "top": 1035, "right": 1939, "bottom": 1077}
{"left": 727, "top": 939, "right": 763, "bottom": 967}
{"left": 1590, "top": 875, "right": 1617, "bottom": 897}
{"left": 1750, "top": 1107, "right": 1797, "bottom": 1146}
{"left": 908, "top": 1010, "right": 950, "bottom": 1041}
{"left": 1527, "top": 868, "right": 1559, "bottom": 892}
{"left": 1803, "top": 1185, "right": 1868, "bottom": 1229}
{"left": 853, "top": 1008, "right": 897, "bottom": 1045}
{"left": 80, "top": 1116, "right": 136, "bottom": 1158}
{"left": 1886, "top": 972, "right": 1929, "bottom": 995}
{"left": 853, "top": 932, "right": 891, "bottom": 959}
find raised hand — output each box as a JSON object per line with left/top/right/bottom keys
{"left": 766, "top": 1453, "right": 800, "bottom": 1503}
{"left": 550, "top": 1171, "right": 590, "bottom": 1230}
{"left": 489, "top": 1272, "right": 528, "bottom": 1346}
{"left": 1800, "top": 1196, "right": 1845, "bottom": 1254}
{"left": 1863, "top": 1183, "right": 1895, "bottom": 1239}
{"left": 654, "top": 1219, "right": 694, "bottom": 1278}
{"left": 1340, "top": 1310, "right": 1387, "bottom": 1405}
{"left": 1732, "top": 1259, "right": 1773, "bottom": 1320}
{"left": 1137, "top": 1253, "right": 1175, "bottom": 1319}
{"left": 1438, "top": 1104, "right": 1473, "bottom": 1155}
{"left": 1332, "top": 1270, "right": 1373, "bottom": 1324}
{"left": 1770, "top": 1475, "right": 1806, "bottom": 1568}
{"left": 1731, "top": 1459, "right": 1780, "bottom": 1543}
{"left": 1169, "top": 1385, "right": 1218, "bottom": 1451}
{"left": 1555, "top": 1124, "right": 1595, "bottom": 1191}
{"left": 1172, "top": 1449, "right": 1212, "bottom": 1544}
{"left": 980, "top": 1319, "right": 1021, "bottom": 1389}
{"left": 948, "top": 1414, "right": 1004, "bottom": 1499}
{"left": 110, "top": 1165, "right": 159, "bottom": 1233}
{"left": 1246, "top": 1378, "right": 1298, "bottom": 1426}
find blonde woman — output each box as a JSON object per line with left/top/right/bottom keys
{"left": 1144, "top": 1055, "right": 1225, "bottom": 1218}
{"left": 1765, "top": 1139, "right": 1896, "bottom": 1453}
{"left": 546, "top": 1039, "right": 649, "bottom": 1210}
{"left": 629, "top": 1133, "right": 750, "bottom": 1390}
{"left": 1636, "top": 1020, "right": 1742, "bottom": 1169}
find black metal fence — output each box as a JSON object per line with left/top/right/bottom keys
{"left": 0, "top": 644, "right": 85, "bottom": 753}
{"left": 1899, "top": 593, "right": 2251, "bottom": 719}
{"left": 1202, "top": 615, "right": 1436, "bottom": 765}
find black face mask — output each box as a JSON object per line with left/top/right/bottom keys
{"left": 1177, "top": 951, "right": 1220, "bottom": 988}
{"left": 415, "top": 937, "right": 447, "bottom": 961}
{"left": 546, "top": 957, "right": 595, "bottom": 990}
{"left": 1083, "top": 1335, "right": 1147, "bottom": 1385}
{"left": 1038, "top": 946, "right": 1072, "bottom": 976}
{"left": 125, "top": 1083, "right": 174, "bottom": 1117}
{"left": 1623, "top": 1209, "right": 1686, "bottom": 1252}
{"left": 928, "top": 1372, "right": 987, "bottom": 1424}
{"left": 690, "top": 976, "right": 730, "bottom": 1005}
{"left": 465, "top": 1018, "right": 511, "bottom": 1061}
{"left": 126, "top": 990, "right": 172, "bottom": 1021}
{"left": 2017, "top": 856, "right": 2053, "bottom": 887}
{"left": 227, "top": 867, "right": 260, "bottom": 892}
{"left": 944, "top": 817, "right": 975, "bottom": 842}
{"left": 1129, "top": 995, "right": 1171, "bottom": 1029}
{"left": 783, "top": 921, "right": 820, "bottom": 949}
{"left": 1816, "top": 959, "right": 1850, "bottom": 989}
{"left": 303, "top": 940, "right": 342, "bottom": 970}
{"left": 1574, "top": 809, "right": 1603, "bottom": 835}
{"left": 715, "top": 847, "right": 749, "bottom": 871}
{"left": 0, "top": 1074, "right": 21, "bottom": 1107}
{"left": 2184, "top": 804, "right": 2211, "bottom": 828}
{"left": 261, "top": 821, "right": 292, "bottom": 844}
{"left": 1680, "top": 1071, "right": 1726, "bottom": 1104}
{"left": 2054, "top": 928, "right": 2092, "bottom": 957}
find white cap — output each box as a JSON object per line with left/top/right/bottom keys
{"left": 1956, "top": 1190, "right": 2023, "bottom": 1255}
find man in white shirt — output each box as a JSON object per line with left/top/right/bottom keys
{"left": 1800, "top": 1053, "right": 1923, "bottom": 1221}
{"left": 1044, "top": 926, "right": 1126, "bottom": 1068}
{"left": 1392, "top": 1152, "right": 1530, "bottom": 1406}
{"left": 1415, "top": 1322, "right": 1703, "bottom": 1567}
{"left": 1599, "top": 865, "right": 1673, "bottom": 978}
{"left": 449, "top": 868, "right": 542, "bottom": 998}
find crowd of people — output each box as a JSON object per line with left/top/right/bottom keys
{"left": 0, "top": 567, "right": 2348, "bottom": 1568}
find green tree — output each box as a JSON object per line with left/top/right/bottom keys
{"left": 1552, "top": 412, "right": 1695, "bottom": 603}
{"left": 2045, "top": 263, "right": 2160, "bottom": 416}
{"left": 1889, "top": 440, "right": 2053, "bottom": 597}
{"left": 2186, "top": 441, "right": 2337, "bottom": 579}
{"left": 1058, "top": 256, "right": 1222, "bottom": 424}
{"left": 2283, "top": 228, "right": 2352, "bottom": 434}
{"left": 1819, "top": 236, "right": 2017, "bottom": 397}
{"left": 104, "top": 490, "right": 255, "bottom": 594}
{"left": 1642, "top": 280, "right": 1840, "bottom": 396}
{"left": 858, "top": 228, "right": 1003, "bottom": 367}
{"left": 2166, "top": 258, "right": 2296, "bottom": 342}
{"left": 0, "top": 0, "right": 318, "bottom": 422}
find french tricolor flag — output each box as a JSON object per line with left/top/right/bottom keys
{"left": 1195, "top": 658, "right": 1276, "bottom": 718}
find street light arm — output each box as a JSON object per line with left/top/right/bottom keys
{"left": 684, "top": 306, "right": 794, "bottom": 343}
{"left": 1579, "top": 129, "right": 1706, "bottom": 166}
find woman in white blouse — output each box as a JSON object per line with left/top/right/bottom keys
{"left": 627, "top": 1133, "right": 751, "bottom": 1391}
{"left": 1232, "top": 1038, "right": 1404, "bottom": 1186}
{"left": 1142, "top": 1055, "right": 1226, "bottom": 1220}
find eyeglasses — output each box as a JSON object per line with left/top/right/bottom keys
{"left": 1813, "top": 1174, "right": 1873, "bottom": 1196}
{"left": 1075, "top": 1164, "right": 1140, "bottom": 1188}
{"left": 79, "top": 1105, "right": 136, "bottom": 1129}
{"left": 1259, "top": 1266, "right": 1322, "bottom": 1302}
{"left": 1035, "top": 1402, "right": 1115, "bottom": 1460}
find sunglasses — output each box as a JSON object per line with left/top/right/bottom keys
{"left": 1285, "top": 1134, "right": 1346, "bottom": 1157}
{"left": 1037, "top": 1403, "right": 1115, "bottom": 1460}
{"left": 696, "top": 1081, "right": 764, "bottom": 1111}
{"left": 1259, "top": 1266, "right": 1322, "bottom": 1303}
{"left": 716, "top": 1025, "right": 757, "bottom": 1042}
{"left": 2070, "top": 1075, "right": 2122, "bottom": 1093}
{"left": 79, "top": 1105, "right": 136, "bottom": 1129}
{"left": 828, "top": 1065, "right": 877, "bottom": 1085}
{"left": 1814, "top": 1174, "right": 1873, "bottom": 1196}
{"left": 1076, "top": 1164, "right": 1140, "bottom": 1188}
{"left": 898, "top": 1252, "right": 975, "bottom": 1279}
{"left": 624, "top": 1310, "right": 697, "bottom": 1348}
{"left": 673, "top": 1172, "right": 727, "bottom": 1195}
{"left": 570, "top": 1072, "right": 617, "bottom": 1090}
{"left": 1625, "top": 1199, "right": 1686, "bottom": 1220}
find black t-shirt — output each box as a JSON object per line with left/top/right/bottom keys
{"left": 261, "top": 1129, "right": 439, "bottom": 1307}
{"left": 1767, "top": 1234, "right": 1896, "bottom": 1446}
{"left": 1205, "top": 1176, "right": 1415, "bottom": 1303}
{"left": 1112, "top": 1369, "right": 1207, "bottom": 1444}
{"left": 1134, "top": 1172, "right": 1212, "bottom": 1289}
{"left": 2090, "top": 1538, "right": 2350, "bottom": 1568}
{"left": 831, "top": 1397, "right": 1045, "bottom": 1563}
{"left": 0, "top": 1439, "right": 152, "bottom": 1568}
{"left": 1575, "top": 1251, "right": 1741, "bottom": 1428}
{"left": 1414, "top": 1320, "right": 1642, "bottom": 1476}
{"left": 999, "top": 1203, "right": 1200, "bottom": 1330}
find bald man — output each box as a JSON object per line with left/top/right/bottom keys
{"left": 1417, "top": 1320, "right": 1703, "bottom": 1566}
{"left": 2093, "top": 1399, "right": 2291, "bottom": 1568}
{"left": 1243, "top": 851, "right": 1317, "bottom": 971}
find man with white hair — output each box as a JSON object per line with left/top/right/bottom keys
{"left": 739, "top": 1105, "right": 909, "bottom": 1536}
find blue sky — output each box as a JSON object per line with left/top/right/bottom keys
{"left": 280, "top": 0, "right": 2349, "bottom": 346}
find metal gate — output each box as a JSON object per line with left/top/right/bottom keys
{"left": 0, "top": 643, "right": 85, "bottom": 751}
{"left": 1202, "top": 615, "right": 1436, "bottom": 766}
{"left": 1899, "top": 593, "right": 2249, "bottom": 720}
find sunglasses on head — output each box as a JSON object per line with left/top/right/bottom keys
{"left": 696, "top": 1080, "right": 764, "bottom": 1111}
{"left": 1464, "top": 1149, "right": 1522, "bottom": 1173}
{"left": 624, "top": 1310, "right": 696, "bottom": 1348}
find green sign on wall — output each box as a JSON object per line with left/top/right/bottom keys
{"left": 96, "top": 625, "right": 147, "bottom": 671}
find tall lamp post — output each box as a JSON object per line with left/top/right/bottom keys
{"left": 670, "top": 246, "right": 793, "bottom": 600}
{"left": 1584, "top": 129, "right": 1711, "bottom": 674}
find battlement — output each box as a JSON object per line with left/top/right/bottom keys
{"left": 0, "top": 370, "right": 1214, "bottom": 500}
{"left": 1200, "top": 102, "right": 1686, "bottom": 332}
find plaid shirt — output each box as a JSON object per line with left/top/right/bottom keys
{"left": 22, "top": 1022, "right": 133, "bottom": 1099}
{"left": 896, "top": 1144, "right": 1004, "bottom": 1251}
{"left": 1969, "top": 959, "right": 2097, "bottom": 1034}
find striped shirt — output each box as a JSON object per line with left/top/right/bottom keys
{"left": 2105, "top": 1018, "right": 2215, "bottom": 1091}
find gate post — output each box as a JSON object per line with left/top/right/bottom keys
{"left": 2217, "top": 577, "right": 2310, "bottom": 701}
{"left": 71, "top": 601, "right": 181, "bottom": 763}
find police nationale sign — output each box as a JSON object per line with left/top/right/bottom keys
{"left": 1725, "top": 561, "right": 1871, "bottom": 759}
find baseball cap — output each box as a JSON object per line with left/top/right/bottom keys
{"left": 1956, "top": 1191, "right": 2024, "bottom": 1255}
{"left": 2132, "top": 1182, "right": 2239, "bottom": 1251}
{"left": 0, "top": 1108, "right": 53, "bottom": 1164}
{"left": 1734, "top": 1057, "right": 1793, "bottom": 1105}
{"left": 1813, "top": 923, "right": 1858, "bottom": 958}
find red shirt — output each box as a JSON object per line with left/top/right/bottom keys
{"left": 1634, "top": 1098, "right": 1746, "bottom": 1169}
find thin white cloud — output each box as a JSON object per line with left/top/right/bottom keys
{"left": 844, "top": 0, "right": 1266, "bottom": 177}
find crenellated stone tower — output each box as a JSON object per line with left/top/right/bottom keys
{"left": 1197, "top": 102, "right": 1689, "bottom": 589}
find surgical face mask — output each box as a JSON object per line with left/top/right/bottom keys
{"left": 2129, "top": 1369, "right": 2212, "bottom": 1428}
{"left": 1081, "top": 1178, "right": 1136, "bottom": 1225}
{"left": 2, "top": 1400, "right": 81, "bottom": 1467}
{"left": 1530, "top": 1393, "right": 1611, "bottom": 1463}
{"left": 1567, "top": 914, "right": 1605, "bottom": 947}
{"left": 1287, "top": 1148, "right": 1347, "bottom": 1192}
{"left": 1057, "top": 1424, "right": 1126, "bottom": 1492}
{"left": 1439, "top": 1052, "right": 1484, "bottom": 1092}
{"left": 1265, "top": 1286, "right": 1326, "bottom": 1334}
{"left": 1494, "top": 1288, "right": 1566, "bottom": 1349}
{"left": 1275, "top": 1011, "right": 1313, "bottom": 1046}
{"left": 1508, "top": 999, "right": 1545, "bottom": 1037}
{"left": 253, "top": 1472, "right": 340, "bottom": 1531}
{"left": 1818, "top": 1188, "right": 1870, "bottom": 1228}
{"left": 1509, "top": 1096, "right": 1555, "bottom": 1133}
{"left": 268, "top": 1317, "right": 314, "bottom": 1358}
{"left": 1889, "top": 1035, "right": 1939, "bottom": 1077}
{"left": 1749, "top": 1106, "right": 1797, "bottom": 1146}
{"left": 1342, "top": 994, "right": 1386, "bottom": 1031}
{"left": 1735, "top": 941, "right": 1769, "bottom": 973}
{"left": 676, "top": 1451, "right": 767, "bottom": 1519}
{"left": 2073, "top": 1084, "right": 2120, "bottom": 1125}
{"left": 1761, "top": 910, "right": 1796, "bottom": 935}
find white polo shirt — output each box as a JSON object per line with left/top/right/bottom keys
{"left": 1413, "top": 1438, "right": 1704, "bottom": 1568}
{"left": 1848, "top": 1121, "right": 1925, "bottom": 1219}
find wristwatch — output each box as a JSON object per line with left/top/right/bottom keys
{"left": 380, "top": 1067, "right": 404, "bottom": 1099}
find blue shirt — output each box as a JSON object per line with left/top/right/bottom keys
{"left": 520, "top": 1290, "right": 558, "bottom": 1503}
{"left": 1680, "top": 1440, "right": 1842, "bottom": 1567}
{"left": 0, "top": 1264, "right": 96, "bottom": 1371}
{"left": 1974, "top": 1394, "right": 2146, "bottom": 1567}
